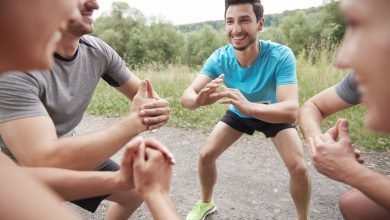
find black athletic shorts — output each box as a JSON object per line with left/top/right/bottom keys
{"left": 221, "top": 110, "right": 296, "bottom": 137}
{"left": 70, "top": 159, "right": 119, "bottom": 213}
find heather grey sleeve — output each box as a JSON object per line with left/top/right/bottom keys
{"left": 84, "top": 36, "right": 132, "bottom": 87}
{"left": 0, "top": 72, "right": 48, "bottom": 123}
{"left": 335, "top": 72, "right": 360, "bottom": 105}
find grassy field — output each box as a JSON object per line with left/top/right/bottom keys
{"left": 87, "top": 51, "right": 390, "bottom": 150}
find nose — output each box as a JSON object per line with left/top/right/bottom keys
{"left": 233, "top": 23, "right": 242, "bottom": 33}
{"left": 86, "top": 0, "right": 100, "bottom": 10}
{"left": 335, "top": 31, "right": 353, "bottom": 69}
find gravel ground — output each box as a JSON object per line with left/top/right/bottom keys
{"left": 67, "top": 115, "right": 389, "bottom": 220}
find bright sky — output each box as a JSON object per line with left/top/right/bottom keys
{"left": 95, "top": 0, "right": 325, "bottom": 25}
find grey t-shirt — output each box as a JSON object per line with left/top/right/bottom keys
{"left": 335, "top": 71, "right": 360, "bottom": 105}
{"left": 0, "top": 35, "right": 131, "bottom": 156}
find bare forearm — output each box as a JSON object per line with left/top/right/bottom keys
{"left": 180, "top": 89, "right": 198, "bottom": 110}
{"left": 38, "top": 114, "right": 145, "bottom": 170}
{"left": 344, "top": 165, "right": 390, "bottom": 210}
{"left": 0, "top": 154, "right": 80, "bottom": 220}
{"left": 298, "top": 101, "right": 325, "bottom": 140}
{"left": 251, "top": 101, "right": 299, "bottom": 123}
{"left": 144, "top": 192, "right": 181, "bottom": 220}
{"left": 26, "top": 167, "right": 128, "bottom": 201}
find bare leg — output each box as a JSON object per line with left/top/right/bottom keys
{"left": 272, "top": 128, "right": 311, "bottom": 220}
{"left": 199, "top": 122, "right": 242, "bottom": 202}
{"left": 105, "top": 189, "right": 143, "bottom": 220}
{"left": 339, "top": 188, "right": 390, "bottom": 220}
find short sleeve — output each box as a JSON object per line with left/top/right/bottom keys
{"left": 275, "top": 47, "right": 297, "bottom": 85}
{"left": 0, "top": 72, "right": 48, "bottom": 123}
{"left": 83, "top": 36, "right": 132, "bottom": 87}
{"left": 335, "top": 72, "right": 360, "bottom": 105}
{"left": 200, "top": 50, "right": 221, "bottom": 80}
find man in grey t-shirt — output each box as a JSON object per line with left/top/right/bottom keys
{"left": 0, "top": 0, "right": 170, "bottom": 218}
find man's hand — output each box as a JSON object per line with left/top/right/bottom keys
{"left": 139, "top": 80, "right": 170, "bottom": 130}
{"left": 211, "top": 87, "right": 256, "bottom": 116}
{"left": 115, "top": 137, "right": 143, "bottom": 190}
{"left": 311, "top": 119, "right": 364, "bottom": 163}
{"left": 132, "top": 138, "right": 173, "bottom": 199}
{"left": 194, "top": 74, "right": 224, "bottom": 107}
{"left": 130, "top": 80, "right": 157, "bottom": 132}
{"left": 307, "top": 119, "right": 363, "bottom": 182}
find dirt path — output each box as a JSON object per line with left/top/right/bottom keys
{"left": 69, "top": 115, "right": 389, "bottom": 220}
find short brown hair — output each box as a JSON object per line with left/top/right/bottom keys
{"left": 225, "top": 0, "right": 264, "bottom": 21}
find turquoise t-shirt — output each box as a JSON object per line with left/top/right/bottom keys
{"left": 201, "top": 40, "right": 297, "bottom": 118}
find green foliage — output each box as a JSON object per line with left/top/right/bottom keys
{"left": 88, "top": 1, "right": 389, "bottom": 149}
{"left": 177, "top": 20, "right": 225, "bottom": 33}
{"left": 183, "top": 25, "right": 227, "bottom": 68}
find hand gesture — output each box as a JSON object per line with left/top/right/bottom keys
{"left": 194, "top": 74, "right": 225, "bottom": 107}
{"left": 138, "top": 80, "right": 170, "bottom": 130}
{"left": 132, "top": 138, "right": 173, "bottom": 199}
{"left": 307, "top": 119, "right": 363, "bottom": 182}
{"left": 116, "top": 136, "right": 175, "bottom": 191}
{"left": 211, "top": 87, "right": 256, "bottom": 116}
{"left": 313, "top": 119, "right": 364, "bottom": 163}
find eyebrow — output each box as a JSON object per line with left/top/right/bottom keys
{"left": 226, "top": 15, "right": 252, "bottom": 20}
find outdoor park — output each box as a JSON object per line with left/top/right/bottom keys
{"left": 64, "top": 0, "right": 389, "bottom": 219}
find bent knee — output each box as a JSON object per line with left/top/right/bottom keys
{"left": 199, "top": 148, "right": 218, "bottom": 165}
{"left": 288, "top": 163, "right": 308, "bottom": 178}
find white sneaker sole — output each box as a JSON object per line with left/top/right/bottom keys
{"left": 200, "top": 206, "right": 217, "bottom": 220}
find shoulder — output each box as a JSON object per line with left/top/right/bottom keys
{"left": 261, "top": 40, "right": 294, "bottom": 60}
{"left": 80, "top": 35, "right": 115, "bottom": 55}
{"left": 208, "top": 44, "right": 234, "bottom": 62}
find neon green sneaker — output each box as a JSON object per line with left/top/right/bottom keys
{"left": 186, "top": 200, "right": 217, "bottom": 220}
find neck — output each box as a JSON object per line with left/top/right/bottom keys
{"left": 55, "top": 32, "right": 80, "bottom": 58}
{"left": 235, "top": 41, "right": 260, "bottom": 67}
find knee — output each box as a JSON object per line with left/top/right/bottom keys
{"left": 289, "top": 162, "right": 308, "bottom": 179}
{"left": 199, "top": 148, "right": 217, "bottom": 165}
{"left": 339, "top": 189, "right": 359, "bottom": 219}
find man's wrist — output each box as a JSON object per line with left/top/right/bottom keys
{"left": 142, "top": 188, "right": 168, "bottom": 202}
{"left": 124, "top": 113, "right": 147, "bottom": 134}
{"left": 114, "top": 170, "right": 133, "bottom": 191}
{"left": 340, "top": 162, "right": 365, "bottom": 185}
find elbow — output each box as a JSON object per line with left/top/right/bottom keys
{"left": 21, "top": 151, "right": 65, "bottom": 168}
{"left": 180, "top": 94, "right": 196, "bottom": 110}
{"left": 287, "top": 103, "right": 299, "bottom": 123}
{"left": 298, "top": 101, "right": 311, "bottom": 124}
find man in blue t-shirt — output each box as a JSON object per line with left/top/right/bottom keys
{"left": 181, "top": 1, "right": 311, "bottom": 220}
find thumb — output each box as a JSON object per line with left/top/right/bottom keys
{"left": 145, "top": 79, "right": 157, "bottom": 99}
{"left": 137, "top": 80, "right": 147, "bottom": 98}
{"left": 338, "top": 119, "right": 352, "bottom": 145}
{"left": 121, "top": 137, "right": 143, "bottom": 167}
{"left": 328, "top": 119, "right": 342, "bottom": 139}
{"left": 134, "top": 138, "right": 146, "bottom": 168}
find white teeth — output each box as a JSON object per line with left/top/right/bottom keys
{"left": 233, "top": 36, "right": 244, "bottom": 40}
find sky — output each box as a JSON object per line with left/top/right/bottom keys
{"left": 95, "top": 0, "right": 325, "bottom": 25}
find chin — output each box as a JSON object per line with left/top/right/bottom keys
{"left": 365, "top": 112, "right": 390, "bottom": 133}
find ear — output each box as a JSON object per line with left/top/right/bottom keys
{"left": 257, "top": 17, "right": 265, "bottom": 31}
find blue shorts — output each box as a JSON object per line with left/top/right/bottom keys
{"left": 221, "top": 110, "right": 295, "bottom": 137}
{"left": 70, "top": 159, "right": 119, "bottom": 212}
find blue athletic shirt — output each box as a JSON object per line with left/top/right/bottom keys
{"left": 201, "top": 40, "right": 297, "bottom": 118}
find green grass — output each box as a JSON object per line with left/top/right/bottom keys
{"left": 87, "top": 55, "right": 390, "bottom": 150}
